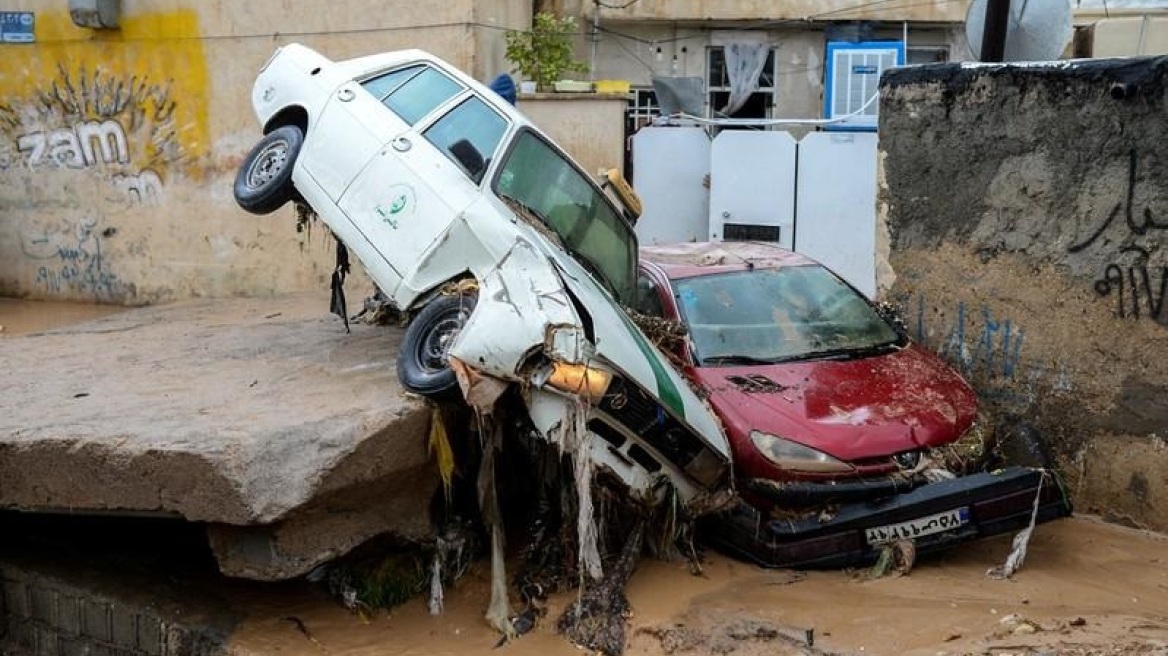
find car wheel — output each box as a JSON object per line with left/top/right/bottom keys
{"left": 397, "top": 293, "right": 477, "bottom": 399}
{"left": 234, "top": 125, "right": 303, "bottom": 215}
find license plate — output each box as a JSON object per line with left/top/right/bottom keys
{"left": 865, "top": 507, "right": 970, "bottom": 545}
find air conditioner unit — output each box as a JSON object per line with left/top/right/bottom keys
{"left": 824, "top": 41, "right": 904, "bottom": 131}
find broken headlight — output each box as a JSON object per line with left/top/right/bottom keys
{"left": 749, "top": 431, "right": 855, "bottom": 473}
{"left": 540, "top": 361, "right": 612, "bottom": 403}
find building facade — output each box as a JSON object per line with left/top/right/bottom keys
{"left": 0, "top": 0, "right": 531, "bottom": 304}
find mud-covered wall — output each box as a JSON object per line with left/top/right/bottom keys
{"left": 879, "top": 58, "right": 1168, "bottom": 531}
{"left": 0, "top": 0, "right": 531, "bottom": 305}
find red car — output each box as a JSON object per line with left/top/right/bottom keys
{"left": 635, "top": 242, "right": 1070, "bottom": 568}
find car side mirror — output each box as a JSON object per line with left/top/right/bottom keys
{"left": 449, "top": 139, "right": 486, "bottom": 181}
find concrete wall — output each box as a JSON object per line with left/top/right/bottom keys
{"left": 542, "top": 1, "right": 967, "bottom": 125}
{"left": 0, "top": 0, "right": 531, "bottom": 305}
{"left": 574, "top": 0, "right": 970, "bottom": 22}
{"left": 1092, "top": 17, "right": 1168, "bottom": 57}
{"left": 878, "top": 58, "right": 1168, "bottom": 531}
{"left": 518, "top": 93, "right": 628, "bottom": 176}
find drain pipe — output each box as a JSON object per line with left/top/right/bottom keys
{"left": 590, "top": 1, "right": 600, "bottom": 81}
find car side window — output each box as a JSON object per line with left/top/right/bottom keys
{"left": 361, "top": 65, "right": 423, "bottom": 101}
{"left": 633, "top": 275, "right": 666, "bottom": 318}
{"left": 423, "top": 97, "right": 508, "bottom": 185}
{"left": 362, "top": 65, "right": 462, "bottom": 125}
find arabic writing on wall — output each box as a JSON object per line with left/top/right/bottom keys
{"left": 907, "top": 293, "right": 1073, "bottom": 409}
{"left": 913, "top": 296, "right": 1025, "bottom": 380}
{"left": 21, "top": 214, "right": 132, "bottom": 301}
{"left": 1068, "top": 149, "right": 1168, "bottom": 322}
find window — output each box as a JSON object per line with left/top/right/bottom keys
{"left": 626, "top": 88, "right": 660, "bottom": 131}
{"left": 424, "top": 96, "right": 508, "bottom": 184}
{"left": 624, "top": 88, "right": 659, "bottom": 181}
{"left": 360, "top": 65, "right": 462, "bottom": 125}
{"left": 906, "top": 45, "right": 949, "bottom": 65}
{"left": 361, "top": 65, "right": 423, "bottom": 101}
{"left": 706, "top": 46, "right": 776, "bottom": 120}
{"left": 495, "top": 131, "right": 636, "bottom": 301}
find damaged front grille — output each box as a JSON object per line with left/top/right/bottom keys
{"left": 598, "top": 376, "right": 726, "bottom": 488}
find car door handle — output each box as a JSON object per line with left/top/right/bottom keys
{"left": 337, "top": 88, "right": 355, "bottom": 102}
{"left": 391, "top": 136, "right": 412, "bottom": 152}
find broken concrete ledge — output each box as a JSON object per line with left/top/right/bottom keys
{"left": 0, "top": 293, "right": 437, "bottom": 580}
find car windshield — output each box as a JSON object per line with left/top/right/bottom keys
{"left": 494, "top": 130, "right": 635, "bottom": 302}
{"left": 674, "top": 266, "right": 902, "bottom": 365}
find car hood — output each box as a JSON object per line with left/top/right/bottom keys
{"left": 692, "top": 343, "right": 977, "bottom": 462}
{"left": 546, "top": 257, "right": 731, "bottom": 463}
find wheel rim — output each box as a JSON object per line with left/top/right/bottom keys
{"left": 417, "top": 305, "right": 471, "bottom": 373}
{"left": 245, "top": 138, "right": 290, "bottom": 190}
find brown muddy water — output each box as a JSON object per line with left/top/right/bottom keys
{"left": 0, "top": 297, "right": 126, "bottom": 336}
{"left": 4, "top": 299, "right": 1167, "bottom": 654}
{"left": 227, "top": 516, "right": 1168, "bottom": 656}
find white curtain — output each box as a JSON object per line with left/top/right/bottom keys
{"left": 720, "top": 42, "right": 770, "bottom": 116}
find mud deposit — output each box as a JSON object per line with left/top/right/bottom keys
{"left": 225, "top": 516, "right": 1168, "bottom": 656}
{"left": 5, "top": 300, "right": 1167, "bottom": 655}
{"left": 0, "top": 297, "right": 126, "bottom": 336}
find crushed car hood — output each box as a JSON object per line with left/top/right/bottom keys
{"left": 547, "top": 257, "right": 731, "bottom": 463}
{"left": 693, "top": 344, "right": 978, "bottom": 462}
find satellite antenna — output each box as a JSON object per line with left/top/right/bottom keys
{"left": 965, "top": 0, "right": 1073, "bottom": 61}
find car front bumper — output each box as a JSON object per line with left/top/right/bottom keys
{"left": 702, "top": 466, "right": 1072, "bottom": 570}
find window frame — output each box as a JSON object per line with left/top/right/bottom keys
{"left": 357, "top": 62, "right": 466, "bottom": 127}
{"left": 906, "top": 45, "right": 950, "bottom": 65}
{"left": 704, "top": 45, "right": 778, "bottom": 120}
{"left": 421, "top": 94, "right": 510, "bottom": 186}
{"left": 489, "top": 126, "right": 638, "bottom": 302}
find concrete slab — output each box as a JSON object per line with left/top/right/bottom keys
{"left": 0, "top": 293, "right": 436, "bottom": 580}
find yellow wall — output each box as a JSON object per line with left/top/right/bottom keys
{"left": 0, "top": 0, "right": 530, "bottom": 304}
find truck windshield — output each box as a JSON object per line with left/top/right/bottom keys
{"left": 494, "top": 130, "right": 635, "bottom": 302}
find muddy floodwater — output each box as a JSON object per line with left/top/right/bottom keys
{"left": 0, "top": 297, "right": 126, "bottom": 336}
{"left": 5, "top": 299, "right": 1168, "bottom": 655}
{"left": 227, "top": 516, "right": 1168, "bottom": 656}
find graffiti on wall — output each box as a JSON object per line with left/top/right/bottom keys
{"left": 0, "top": 8, "right": 209, "bottom": 303}
{"left": 20, "top": 214, "right": 132, "bottom": 301}
{"left": 1069, "top": 149, "right": 1168, "bottom": 322}
{"left": 0, "top": 64, "right": 187, "bottom": 205}
{"left": 907, "top": 293, "right": 1072, "bottom": 408}
{"left": 914, "top": 295, "right": 1025, "bottom": 380}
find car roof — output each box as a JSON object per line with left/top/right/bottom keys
{"left": 640, "top": 242, "right": 819, "bottom": 279}
{"left": 333, "top": 47, "right": 531, "bottom": 129}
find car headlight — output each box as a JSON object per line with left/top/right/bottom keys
{"left": 542, "top": 361, "right": 612, "bottom": 403}
{"left": 749, "top": 431, "right": 854, "bottom": 473}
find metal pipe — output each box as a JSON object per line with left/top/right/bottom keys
{"left": 590, "top": 1, "right": 600, "bottom": 81}
{"left": 980, "top": 0, "right": 1011, "bottom": 62}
